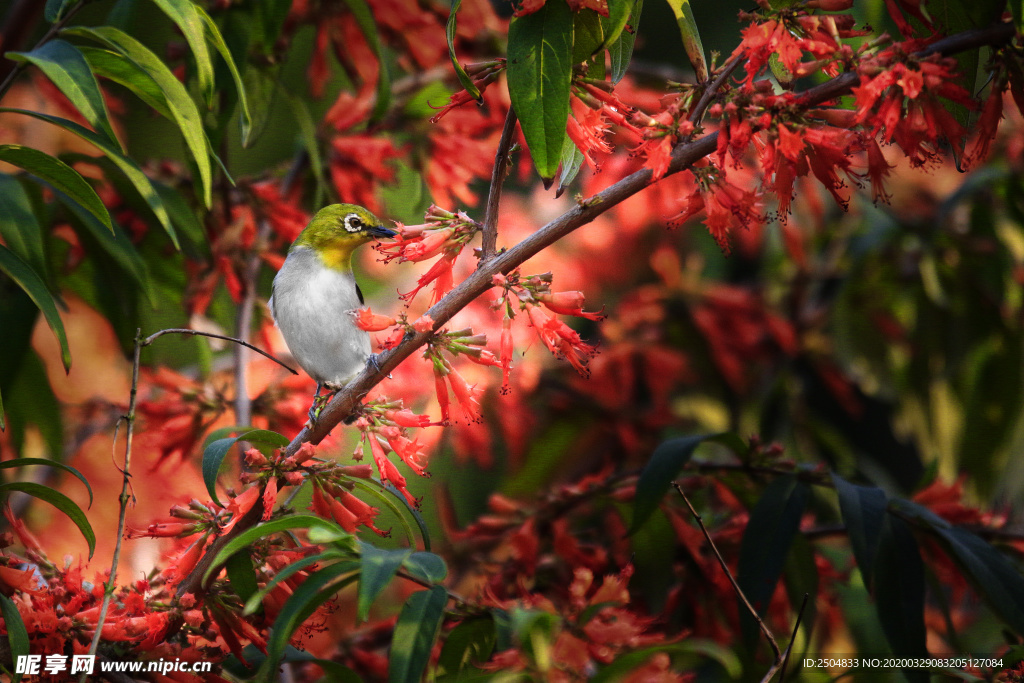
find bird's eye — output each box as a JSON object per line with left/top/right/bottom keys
{"left": 344, "top": 214, "right": 363, "bottom": 233}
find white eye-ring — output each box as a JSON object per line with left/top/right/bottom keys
{"left": 343, "top": 213, "right": 363, "bottom": 233}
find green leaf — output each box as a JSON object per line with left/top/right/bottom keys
{"left": 0, "top": 144, "right": 113, "bottom": 234}
{"left": 150, "top": 0, "right": 216, "bottom": 106}
{"left": 243, "top": 553, "right": 340, "bottom": 615}
{"left": 0, "top": 457, "right": 93, "bottom": 506}
{"left": 403, "top": 551, "right": 447, "bottom": 584}
{"left": 0, "top": 482, "right": 95, "bottom": 558}
{"left": 358, "top": 542, "right": 411, "bottom": 622}
{"left": 205, "top": 515, "right": 351, "bottom": 583}
{"left": 608, "top": 0, "right": 642, "bottom": 83}
{"left": 202, "top": 428, "right": 288, "bottom": 504}
{"left": 280, "top": 88, "right": 328, "bottom": 206}
{"left": 0, "top": 174, "right": 48, "bottom": 281}
{"left": 600, "top": 0, "right": 634, "bottom": 50}
{"left": 831, "top": 473, "right": 887, "bottom": 589}
{"left": 341, "top": 0, "right": 391, "bottom": 124}
{"left": 557, "top": 132, "right": 586, "bottom": 197}
{"left": 45, "top": 0, "right": 78, "bottom": 23}
{"left": 736, "top": 474, "right": 809, "bottom": 647}
{"left": 437, "top": 616, "right": 496, "bottom": 679}
{"left": 64, "top": 26, "right": 213, "bottom": 209}
{"left": 874, "top": 514, "right": 927, "bottom": 682}
{"left": 0, "top": 245, "right": 70, "bottom": 373}
{"left": 1013, "top": 0, "right": 1024, "bottom": 32}
{"left": 240, "top": 64, "right": 280, "bottom": 152}
{"left": 929, "top": 525, "right": 1024, "bottom": 635}
{"left": 388, "top": 585, "right": 448, "bottom": 683}
{"left": 0, "top": 593, "right": 29, "bottom": 682}
{"left": 665, "top": 0, "right": 707, "bottom": 81}
{"left": 349, "top": 478, "right": 431, "bottom": 551}
{"left": 260, "top": 562, "right": 360, "bottom": 679}
{"left": 591, "top": 641, "right": 742, "bottom": 681}
{"left": 0, "top": 108, "right": 179, "bottom": 248}
{"left": 507, "top": 0, "right": 574, "bottom": 181}
{"left": 573, "top": 10, "right": 606, "bottom": 64}
{"left": 6, "top": 40, "right": 120, "bottom": 149}
{"left": 226, "top": 550, "right": 259, "bottom": 606}
{"left": 195, "top": 5, "right": 254, "bottom": 146}
{"left": 445, "top": 0, "right": 482, "bottom": 101}
{"left": 629, "top": 434, "right": 710, "bottom": 534}
{"left": 81, "top": 46, "right": 176, "bottom": 119}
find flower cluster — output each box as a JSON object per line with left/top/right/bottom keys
{"left": 377, "top": 206, "right": 482, "bottom": 304}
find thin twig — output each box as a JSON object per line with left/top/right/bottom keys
{"left": 674, "top": 483, "right": 781, "bottom": 661}
{"left": 479, "top": 107, "right": 518, "bottom": 262}
{"left": 83, "top": 329, "right": 143, "bottom": 681}
{"left": 689, "top": 55, "right": 743, "bottom": 125}
{"left": 776, "top": 592, "right": 809, "bottom": 683}
{"left": 142, "top": 328, "right": 296, "bottom": 374}
{"left": 0, "top": 0, "right": 89, "bottom": 102}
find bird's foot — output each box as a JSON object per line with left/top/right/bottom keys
{"left": 367, "top": 353, "right": 391, "bottom": 378}
{"left": 306, "top": 384, "right": 340, "bottom": 426}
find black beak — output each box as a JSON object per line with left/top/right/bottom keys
{"left": 368, "top": 224, "right": 397, "bottom": 239}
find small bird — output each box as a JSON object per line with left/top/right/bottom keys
{"left": 269, "top": 204, "right": 396, "bottom": 419}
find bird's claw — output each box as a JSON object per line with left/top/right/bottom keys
{"left": 368, "top": 353, "right": 391, "bottom": 378}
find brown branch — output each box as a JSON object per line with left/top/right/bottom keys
{"left": 674, "top": 483, "right": 782, "bottom": 663}
{"left": 479, "top": 107, "right": 518, "bottom": 261}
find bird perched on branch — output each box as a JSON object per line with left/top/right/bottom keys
{"left": 270, "top": 204, "right": 396, "bottom": 420}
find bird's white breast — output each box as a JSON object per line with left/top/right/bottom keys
{"left": 270, "top": 247, "right": 371, "bottom": 386}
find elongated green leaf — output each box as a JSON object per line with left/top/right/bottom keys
{"left": 445, "top": 0, "right": 482, "bottom": 100}
{"left": 205, "top": 515, "right": 350, "bottom": 583}
{"left": 573, "top": 9, "right": 605, "bottom": 64}
{"left": 403, "top": 551, "right": 447, "bottom": 584}
{"left": 507, "top": 0, "right": 574, "bottom": 180}
{"left": 874, "top": 514, "right": 927, "bottom": 682}
{"left": 202, "top": 428, "right": 288, "bottom": 504}
{"left": 592, "top": 641, "right": 741, "bottom": 681}
{"left": 358, "top": 543, "right": 411, "bottom": 622}
{"left": 0, "top": 593, "right": 29, "bottom": 682}
{"left": 0, "top": 245, "right": 70, "bottom": 373}
{"left": 931, "top": 525, "right": 1024, "bottom": 635}
{"left": 45, "top": 0, "right": 78, "bottom": 22}
{"left": 665, "top": 0, "right": 707, "bottom": 81}
{"left": 195, "top": 5, "right": 253, "bottom": 146}
{"left": 831, "top": 473, "right": 887, "bottom": 588}
{"left": 6, "top": 40, "right": 120, "bottom": 149}
{"left": 0, "top": 457, "right": 93, "bottom": 506}
{"left": 341, "top": 0, "right": 391, "bottom": 124}
{"left": 350, "top": 477, "right": 431, "bottom": 550}
{"left": 0, "top": 108, "right": 178, "bottom": 248}
{"left": 150, "top": 0, "right": 215, "bottom": 105}
{"left": 243, "top": 553, "right": 336, "bottom": 614}
{"left": 0, "top": 144, "right": 113, "bottom": 234}
{"left": 0, "top": 482, "right": 95, "bottom": 557}
{"left": 557, "top": 132, "right": 586, "bottom": 197}
{"left": 81, "top": 46, "right": 174, "bottom": 119}
{"left": 609, "top": 0, "right": 642, "bottom": 83}
{"left": 736, "top": 474, "right": 809, "bottom": 647}
{"left": 0, "top": 174, "right": 47, "bottom": 281}
{"left": 437, "top": 616, "right": 496, "bottom": 679}
{"left": 600, "top": 0, "right": 633, "bottom": 50}
{"left": 280, "top": 88, "right": 328, "bottom": 205}
{"left": 64, "top": 26, "right": 213, "bottom": 209}
{"left": 629, "top": 434, "right": 710, "bottom": 534}
{"left": 260, "top": 563, "right": 360, "bottom": 678}
{"left": 226, "top": 550, "right": 259, "bottom": 605}
{"left": 240, "top": 63, "right": 280, "bottom": 151}
{"left": 389, "top": 585, "right": 448, "bottom": 683}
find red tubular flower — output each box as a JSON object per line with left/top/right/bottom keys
{"left": 354, "top": 308, "right": 397, "bottom": 332}
{"left": 536, "top": 290, "right": 604, "bottom": 321}
{"left": 445, "top": 364, "right": 483, "bottom": 423}
{"left": 400, "top": 253, "right": 457, "bottom": 304}
{"left": 434, "top": 366, "right": 451, "bottom": 422}
{"left": 262, "top": 477, "right": 278, "bottom": 521}
{"left": 500, "top": 317, "right": 514, "bottom": 391}
{"left": 368, "top": 434, "right": 416, "bottom": 506}
{"left": 383, "top": 408, "right": 435, "bottom": 428}
{"left": 380, "top": 426, "right": 430, "bottom": 476}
